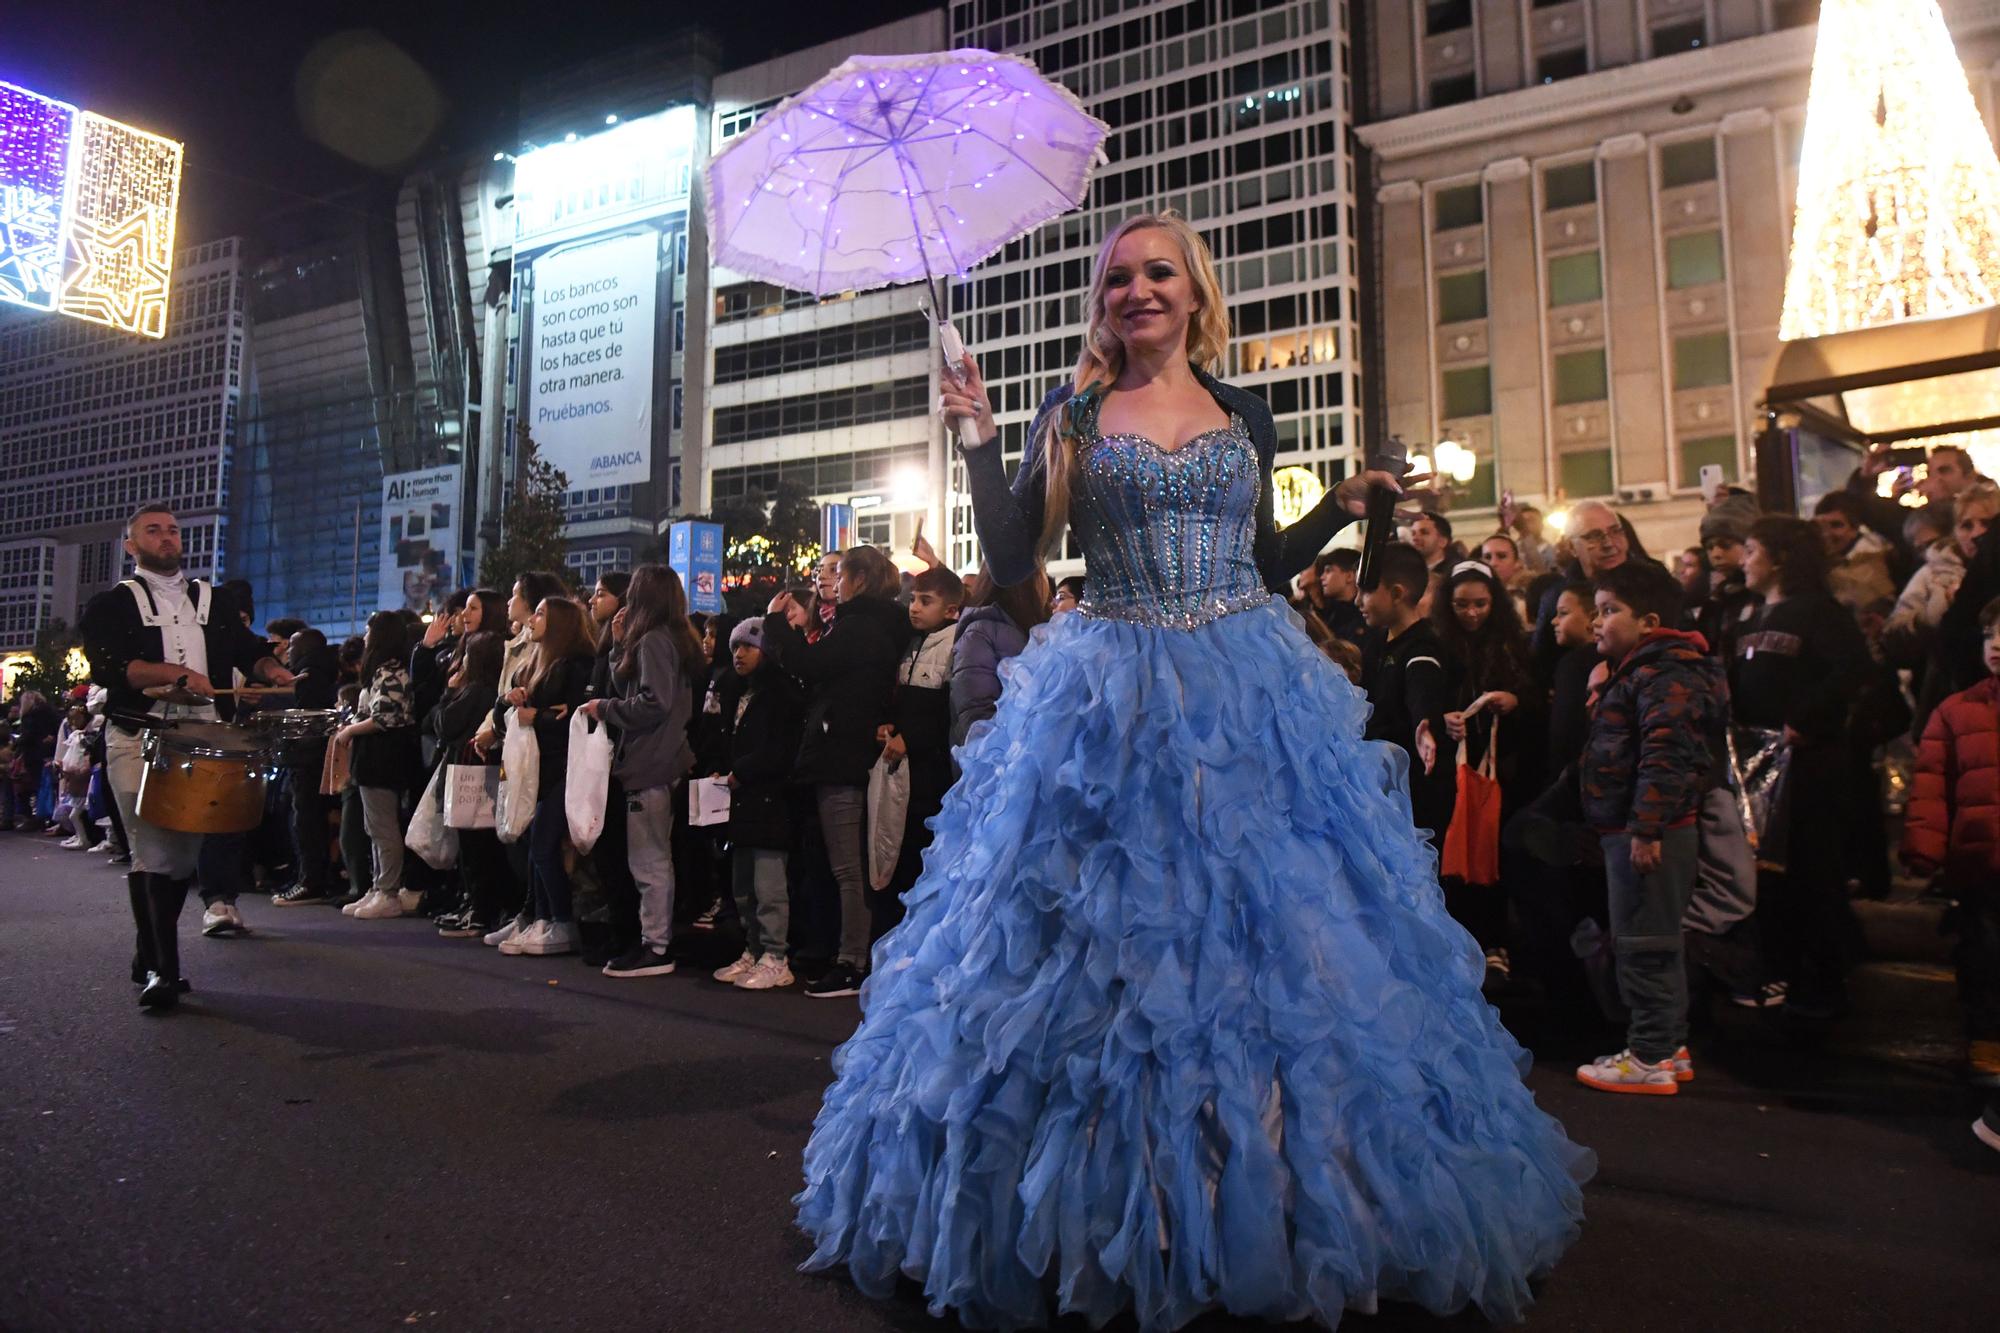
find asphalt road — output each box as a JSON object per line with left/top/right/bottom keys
{"left": 2, "top": 834, "right": 1995, "bottom": 1333}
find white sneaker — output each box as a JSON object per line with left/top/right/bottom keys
{"left": 519, "top": 921, "right": 577, "bottom": 955}
{"left": 1575, "top": 1049, "right": 1679, "bottom": 1096}
{"left": 482, "top": 916, "right": 527, "bottom": 948}
{"left": 201, "top": 904, "right": 233, "bottom": 936}
{"left": 712, "top": 951, "right": 756, "bottom": 984}
{"left": 224, "top": 902, "right": 248, "bottom": 932}
{"left": 59, "top": 836, "right": 84, "bottom": 849}
{"left": 354, "top": 890, "right": 403, "bottom": 920}
{"left": 736, "top": 954, "right": 794, "bottom": 990}
{"left": 341, "top": 890, "right": 374, "bottom": 917}
{"left": 499, "top": 920, "right": 548, "bottom": 955}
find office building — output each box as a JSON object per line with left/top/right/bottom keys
{"left": 1353, "top": 0, "right": 2000, "bottom": 545}
{"left": 0, "top": 238, "right": 245, "bottom": 651}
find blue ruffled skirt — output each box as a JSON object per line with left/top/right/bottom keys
{"left": 795, "top": 599, "right": 1594, "bottom": 1331}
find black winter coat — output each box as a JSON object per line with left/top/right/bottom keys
{"left": 727, "top": 667, "right": 805, "bottom": 850}
{"left": 762, "top": 595, "right": 907, "bottom": 788}
{"left": 493, "top": 657, "right": 591, "bottom": 793}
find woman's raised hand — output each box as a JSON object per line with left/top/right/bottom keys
{"left": 1331, "top": 466, "right": 1436, "bottom": 521}
{"left": 939, "top": 353, "right": 998, "bottom": 446}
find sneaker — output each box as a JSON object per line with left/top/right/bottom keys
{"left": 201, "top": 904, "right": 236, "bottom": 936}
{"left": 224, "top": 902, "right": 248, "bottom": 932}
{"left": 271, "top": 882, "right": 331, "bottom": 907}
{"left": 340, "top": 889, "right": 375, "bottom": 917}
{"left": 519, "top": 921, "right": 577, "bottom": 956}
{"left": 1976, "top": 1103, "right": 2000, "bottom": 1154}
{"left": 604, "top": 943, "right": 677, "bottom": 978}
{"left": 1731, "top": 981, "right": 1788, "bottom": 1010}
{"left": 1576, "top": 1050, "right": 1680, "bottom": 1096}
{"left": 354, "top": 890, "right": 403, "bottom": 920}
{"left": 689, "top": 904, "right": 720, "bottom": 932}
{"left": 712, "top": 951, "right": 756, "bottom": 984}
{"left": 804, "top": 961, "right": 865, "bottom": 999}
{"left": 436, "top": 917, "right": 483, "bottom": 938}
{"left": 396, "top": 888, "right": 424, "bottom": 916}
{"left": 1671, "top": 1046, "right": 1694, "bottom": 1083}
{"left": 1483, "top": 948, "right": 1511, "bottom": 982}
{"left": 499, "top": 921, "right": 549, "bottom": 955}
{"left": 108, "top": 850, "right": 132, "bottom": 866}
{"left": 59, "top": 835, "right": 84, "bottom": 849}
{"left": 737, "top": 954, "right": 795, "bottom": 990}
{"left": 483, "top": 916, "right": 529, "bottom": 948}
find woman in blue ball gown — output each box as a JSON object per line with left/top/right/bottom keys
{"left": 794, "top": 213, "right": 1594, "bottom": 1331}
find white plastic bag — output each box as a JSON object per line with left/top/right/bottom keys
{"left": 865, "top": 752, "right": 909, "bottom": 891}
{"left": 406, "top": 764, "right": 459, "bottom": 869}
{"left": 444, "top": 763, "right": 498, "bottom": 829}
{"left": 688, "top": 776, "right": 731, "bottom": 827}
{"left": 565, "top": 709, "right": 614, "bottom": 853}
{"left": 59, "top": 730, "right": 92, "bottom": 778}
{"left": 496, "top": 708, "right": 540, "bottom": 844}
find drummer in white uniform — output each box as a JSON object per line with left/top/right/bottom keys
{"left": 78, "top": 504, "right": 294, "bottom": 1011}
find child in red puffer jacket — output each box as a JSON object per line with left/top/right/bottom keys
{"left": 1903, "top": 595, "right": 2000, "bottom": 1093}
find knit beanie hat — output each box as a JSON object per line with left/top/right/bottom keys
{"left": 1699, "top": 493, "right": 1758, "bottom": 546}
{"left": 729, "top": 618, "right": 765, "bottom": 650}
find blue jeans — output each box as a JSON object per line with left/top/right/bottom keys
{"left": 527, "top": 791, "right": 572, "bottom": 923}
{"left": 1602, "top": 825, "right": 1699, "bottom": 1063}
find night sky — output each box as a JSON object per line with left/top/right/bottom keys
{"left": 5, "top": 0, "right": 934, "bottom": 245}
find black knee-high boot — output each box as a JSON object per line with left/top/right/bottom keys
{"left": 127, "top": 872, "right": 156, "bottom": 984}
{"left": 139, "top": 875, "right": 192, "bottom": 1011}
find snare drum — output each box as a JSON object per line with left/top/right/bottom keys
{"left": 249, "top": 709, "right": 339, "bottom": 742}
{"left": 137, "top": 722, "right": 275, "bottom": 834}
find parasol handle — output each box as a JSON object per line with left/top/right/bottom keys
{"left": 936, "top": 320, "right": 985, "bottom": 450}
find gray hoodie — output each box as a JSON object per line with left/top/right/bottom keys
{"left": 597, "top": 630, "right": 696, "bottom": 792}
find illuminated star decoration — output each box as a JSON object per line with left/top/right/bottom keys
{"left": 56, "top": 112, "right": 182, "bottom": 339}
{"left": 1779, "top": 0, "right": 2000, "bottom": 340}
{"left": 0, "top": 81, "right": 78, "bottom": 311}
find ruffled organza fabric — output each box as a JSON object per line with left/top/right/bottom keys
{"left": 796, "top": 600, "right": 1595, "bottom": 1331}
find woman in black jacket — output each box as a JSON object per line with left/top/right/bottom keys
{"left": 1735, "top": 515, "right": 1876, "bottom": 1019}
{"left": 485, "top": 595, "right": 594, "bottom": 956}
{"left": 762, "top": 544, "right": 908, "bottom": 997}
{"left": 581, "top": 571, "right": 638, "bottom": 964}
{"left": 430, "top": 631, "right": 507, "bottom": 935}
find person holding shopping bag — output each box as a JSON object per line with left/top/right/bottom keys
{"left": 580, "top": 564, "right": 701, "bottom": 978}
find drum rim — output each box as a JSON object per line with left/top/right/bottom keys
{"left": 143, "top": 723, "right": 273, "bottom": 761}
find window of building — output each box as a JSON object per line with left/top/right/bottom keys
{"left": 1673, "top": 331, "right": 1733, "bottom": 389}
{"left": 856, "top": 512, "right": 893, "bottom": 548}
{"left": 1441, "top": 365, "right": 1492, "bottom": 419}
{"left": 1547, "top": 251, "right": 1603, "bottom": 306}
{"left": 1652, "top": 20, "right": 1707, "bottom": 55}
{"left": 1679, "top": 435, "right": 1738, "bottom": 490}
{"left": 1436, "top": 270, "right": 1487, "bottom": 323}
{"left": 1433, "top": 182, "right": 1482, "bottom": 232}
{"left": 1426, "top": 0, "right": 1472, "bottom": 34}
{"left": 1543, "top": 161, "right": 1597, "bottom": 211}
{"left": 1537, "top": 47, "right": 1589, "bottom": 83}
{"left": 1560, "top": 448, "right": 1615, "bottom": 498}
{"left": 1429, "top": 73, "right": 1478, "bottom": 109}
{"left": 1660, "top": 138, "right": 1718, "bottom": 188}
{"left": 1552, "top": 348, "right": 1609, "bottom": 404}
{"left": 1666, "top": 231, "right": 1726, "bottom": 289}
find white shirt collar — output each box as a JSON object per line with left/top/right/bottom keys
{"left": 135, "top": 565, "right": 190, "bottom": 600}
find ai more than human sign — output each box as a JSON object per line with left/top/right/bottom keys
{"left": 0, "top": 80, "right": 184, "bottom": 339}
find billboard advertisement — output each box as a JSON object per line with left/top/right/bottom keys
{"left": 526, "top": 232, "right": 658, "bottom": 490}
{"left": 668, "top": 520, "right": 724, "bottom": 615}
{"left": 512, "top": 106, "right": 695, "bottom": 251}
{"left": 380, "top": 465, "right": 462, "bottom": 614}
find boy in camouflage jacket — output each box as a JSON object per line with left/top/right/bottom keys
{"left": 1576, "top": 562, "right": 1729, "bottom": 1097}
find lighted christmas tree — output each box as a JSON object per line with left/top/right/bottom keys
{"left": 1780, "top": 0, "right": 2000, "bottom": 340}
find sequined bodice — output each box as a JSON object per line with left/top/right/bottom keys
{"left": 1071, "top": 405, "right": 1272, "bottom": 629}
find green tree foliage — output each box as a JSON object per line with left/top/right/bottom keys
{"left": 481, "top": 427, "right": 573, "bottom": 597}
{"left": 9, "top": 617, "right": 83, "bottom": 702}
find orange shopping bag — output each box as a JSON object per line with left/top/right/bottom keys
{"left": 1440, "top": 717, "right": 1502, "bottom": 884}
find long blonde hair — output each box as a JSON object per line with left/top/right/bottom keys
{"left": 1035, "top": 212, "right": 1232, "bottom": 556}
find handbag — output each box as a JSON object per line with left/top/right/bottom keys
{"left": 865, "top": 751, "right": 911, "bottom": 891}
{"left": 320, "top": 733, "right": 351, "bottom": 796}
{"left": 444, "top": 754, "right": 499, "bottom": 830}
{"left": 564, "top": 709, "right": 614, "bottom": 854}
{"left": 1728, "top": 725, "right": 1793, "bottom": 872}
{"left": 405, "top": 763, "right": 459, "bottom": 869}
{"left": 1440, "top": 717, "right": 1503, "bottom": 884}
{"left": 496, "top": 708, "right": 540, "bottom": 844}
{"left": 688, "top": 776, "right": 731, "bottom": 828}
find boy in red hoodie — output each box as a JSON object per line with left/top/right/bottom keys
{"left": 1903, "top": 595, "right": 2000, "bottom": 1105}
{"left": 1576, "top": 562, "right": 1729, "bottom": 1095}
